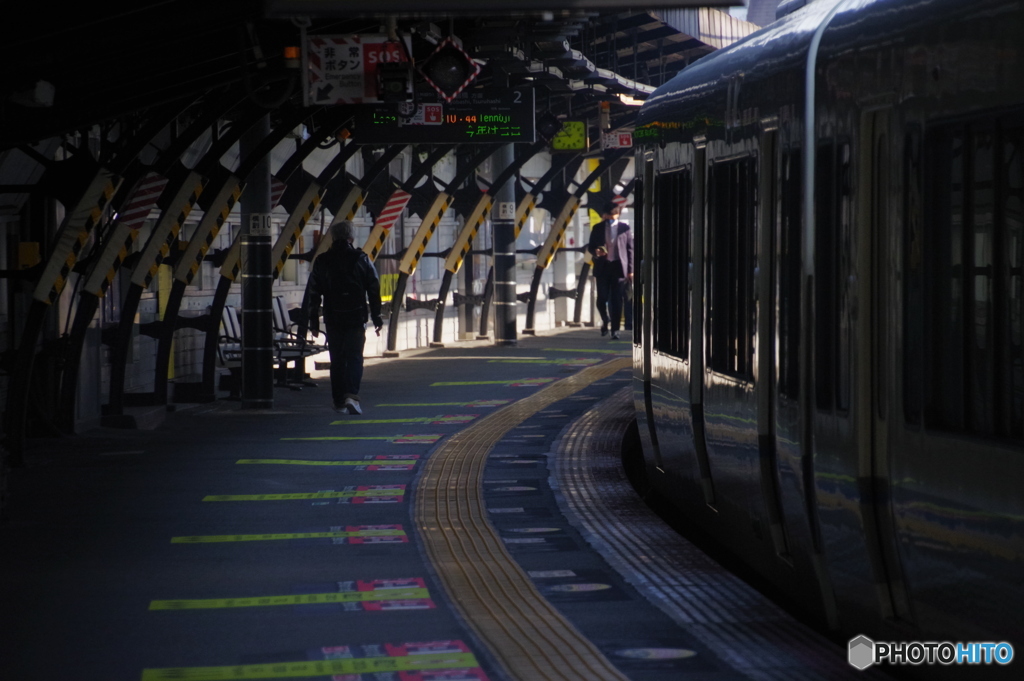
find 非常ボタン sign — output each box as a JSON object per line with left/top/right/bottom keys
{"left": 306, "top": 34, "right": 413, "bottom": 105}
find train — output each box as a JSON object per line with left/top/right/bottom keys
{"left": 627, "top": 0, "right": 1023, "bottom": 675}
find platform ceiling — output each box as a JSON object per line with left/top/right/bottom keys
{"left": 0, "top": 1, "right": 749, "bottom": 150}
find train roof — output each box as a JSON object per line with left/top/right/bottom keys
{"left": 636, "top": 0, "right": 1020, "bottom": 134}
{"left": 636, "top": 0, "right": 843, "bottom": 130}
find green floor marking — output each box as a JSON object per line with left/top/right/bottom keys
{"left": 377, "top": 399, "right": 511, "bottom": 407}
{"left": 203, "top": 489, "right": 404, "bottom": 502}
{"left": 541, "top": 347, "right": 628, "bottom": 355}
{"left": 487, "top": 358, "right": 601, "bottom": 365}
{"left": 172, "top": 528, "right": 407, "bottom": 543}
{"left": 281, "top": 434, "right": 442, "bottom": 442}
{"left": 431, "top": 378, "right": 554, "bottom": 386}
{"left": 141, "top": 652, "right": 478, "bottom": 680}
{"left": 330, "top": 414, "right": 476, "bottom": 426}
{"left": 150, "top": 588, "right": 429, "bottom": 610}
{"left": 237, "top": 459, "right": 418, "bottom": 466}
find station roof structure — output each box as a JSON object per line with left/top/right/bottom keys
{"left": 0, "top": 1, "right": 757, "bottom": 153}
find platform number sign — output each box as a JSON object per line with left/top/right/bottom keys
{"left": 249, "top": 213, "right": 272, "bottom": 237}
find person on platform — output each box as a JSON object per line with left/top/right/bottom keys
{"left": 302, "top": 220, "right": 383, "bottom": 414}
{"left": 586, "top": 201, "right": 633, "bottom": 339}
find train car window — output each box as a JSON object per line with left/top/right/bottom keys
{"left": 925, "top": 127, "right": 966, "bottom": 431}
{"left": 903, "top": 128, "right": 924, "bottom": 426}
{"left": 707, "top": 156, "right": 756, "bottom": 378}
{"left": 1005, "top": 127, "right": 1024, "bottom": 440}
{"left": 923, "top": 116, "right": 1024, "bottom": 443}
{"left": 653, "top": 167, "right": 691, "bottom": 359}
{"left": 814, "top": 140, "right": 852, "bottom": 413}
{"left": 633, "top": 174, "right": 644, "bottom": 347}
{"left": 969, "top": 131, "right": 996, "bottom": 436}
{"left": 778, "top": 151, "right": 802, "bottom": 399}
{"left": 837, "top": 143, "right": 853, "bottom": 412}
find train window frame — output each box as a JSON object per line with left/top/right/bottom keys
{"left": 921, "top": 111, "right": 1024, "bottom": 443}
{"left": 903, "top": 125, "right": 924, "bottom": 427}
{"left": 813, "top": 137, "right": 853, "bottom": 414}
{"left": 777, "top": 148, "right": 802, "bottom": 401}
{"left": 652, "top": 164, "right": 692, "bottom": 360}
{"left": 706, "top": 153, "right": 757, "bottom": 380}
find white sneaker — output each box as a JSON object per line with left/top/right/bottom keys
{"left": 344, "top": 397, "right": 362, "bottom": 415}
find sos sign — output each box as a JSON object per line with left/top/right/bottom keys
{"left": 306, "top": 34, "right": 412, "bottom": 105}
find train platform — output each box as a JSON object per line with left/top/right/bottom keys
{"left": 0, "top": 327, "right": 884, "bottom": 681}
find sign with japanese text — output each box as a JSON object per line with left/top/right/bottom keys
{"left": 352, "top": 87, "right": 535, "bottom": 144}
{"left": 306, "top": 34, "right": 412, "bottom": 105}
{"left": 601, "top": 131, "right": 633, "bottom": 149}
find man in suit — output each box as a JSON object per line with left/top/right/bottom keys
{"left": 586, "top": 201, "right": 633, "bottom": 339}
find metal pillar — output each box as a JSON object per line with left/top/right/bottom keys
{"left": 492, "top": 143, "right": 517, "bottom": 346}
{"left": 240, "top": 115, "right": 273, "bottom": 409}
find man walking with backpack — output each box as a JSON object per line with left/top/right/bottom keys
{"left": 303, "top": 220, "right": 383, "bottom": 414}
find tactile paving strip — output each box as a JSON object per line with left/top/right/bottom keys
{"left": 416, "top": 358, "right": 631, "bottom": 681}
{"left": 552, "top": 386, "right": 888, "bottom": 681}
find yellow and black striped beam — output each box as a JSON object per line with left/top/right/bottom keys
{"left": 82, "top": 221, "right": 139, "bottom": 298}
{"left": 399, "top": 193, "right": 451, "bottom": 276}
{"left": 535, "top": 195, "right": 581, "bottom": 270}
{"left": 514, "top": 193, "right": 537, "bottom": 241}
{"left": 311, "top": 186, "right": 364, "bottom": 262}
{"left": 174, "top": 179, "right": 244, "bottom": 286}
{"left": 443, "top": 194, "right": 492, "bottom": 274}
{"left": 33, "top": 169, "right": 122, "bottom": 305}
{"left": 271, "top": 182, "right": 323, "bottom": 279}
{"left": 129, "top": 172, "right": 205, "bottom": 289}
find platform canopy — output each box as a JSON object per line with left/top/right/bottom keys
{"left": 0, "top": 1, "right": 756, "bottom": 151}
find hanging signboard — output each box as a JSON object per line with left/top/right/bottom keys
{"left": 351, "top": 87, "right": 535, "bottom": 144}
{"left": 601, "top": 131, "right": 633, "bottom": 150}
{"left": 305, "top": 34, "right": 413, "bottom": 105}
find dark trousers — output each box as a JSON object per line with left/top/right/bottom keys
{"left": 595, "top": 274, "right": 627, "bottom": 332}
{"left": 324, "top": 318, "right": 366, "bottom": 403}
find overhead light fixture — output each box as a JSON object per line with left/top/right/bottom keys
{"left": 618, "top": 93, "right": 645, "bottom": 107}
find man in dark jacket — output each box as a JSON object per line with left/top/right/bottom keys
{"left": 303, "top": 220, "right": 382, "bottom": 414}
{"left": 586, "top": 201, "right": 633, "bottom": 339}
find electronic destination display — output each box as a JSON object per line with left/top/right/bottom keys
{"left": 352, "top": 87, "right": 535, "bottom": 144}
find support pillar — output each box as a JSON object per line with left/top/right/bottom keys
{"left": 491, "top": 144, "right": 517, "bottom": 346}
{"left": 240, "top": 116, "right": 273, "bottom": 409}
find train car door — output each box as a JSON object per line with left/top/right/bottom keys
{"left": 857, "top": 108, "right": 913, "bottom": 623}
{"left": 636, "top": 150, "right": 662, "bottom": 467}
{"left": 701, "top": 143, "right": 759, "bottom": 518}
{"left": 757, "top": 126, "right": 791, "bottom": 560}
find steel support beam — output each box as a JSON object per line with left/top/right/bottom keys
{"left": 240, "top": 115, "right": 274, "bottom": 410}
{"left": 491, "top": 143, "right": 518, "bottom": 346}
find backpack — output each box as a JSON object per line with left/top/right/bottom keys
{"left": 319, "top": 245, "right": 367, "bottom": 319}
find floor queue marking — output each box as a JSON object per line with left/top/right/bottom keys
{"left": 376, "top": 399, "right": 511, "bottom": 407}
{"left": 150, "top": 588, "right": 430, "bottom": 610}
{"left": 487, "top": 358, "right": 601, "bottom": 366}
{"left": 236, "top": 458, "right": 418, "bottom": 469}
{"left": 329, "top": 414, "right": 478, "bottom": 426}
{"left": 203, "top": 486, "right": 405, "bottom": 502}
{"left": 542, "top": 348, "right": 630, "bottom": 355}
{"left": 138, "top": 643, "right": 481, "bottom": 679}
{"left": 430, "top": 378, "right": 554, "bottom": 386}
{"left": 281, "top": 434, "right": 442, "bottom": 443}
{"left": 171, "top": 526, "right": 407, "bottom": 544}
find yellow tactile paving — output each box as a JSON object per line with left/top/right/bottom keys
{"left": 415, "top": 357, "right": 631, "bottom": 681}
